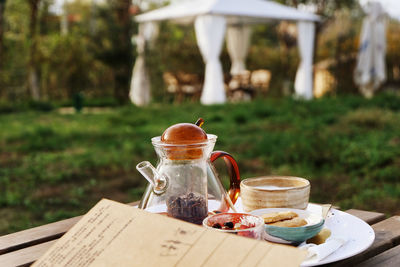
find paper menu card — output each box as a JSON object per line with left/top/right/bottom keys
{"left": 32, "top": 199, "right": 306, "bottom": 267}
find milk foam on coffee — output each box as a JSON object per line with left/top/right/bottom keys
{"left": 255, "top": 185, "right": 296, "bottom": 190}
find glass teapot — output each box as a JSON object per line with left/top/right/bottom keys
{"left": 136, "top": 120, "right": 240, "bottom": 225}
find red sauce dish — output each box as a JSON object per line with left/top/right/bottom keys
{"left": 202, "top": 213, "right": 265, "bottom": 240}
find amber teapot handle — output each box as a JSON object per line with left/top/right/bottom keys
{"left": 210, "top": 151, "right": 241, "bottom": 209}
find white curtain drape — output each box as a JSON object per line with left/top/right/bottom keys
{"left": 129, "top": 22, "right": 158, "bottom": 106}
{"left": 195, "top": 15, "right": 227, "bottom": 104}
{"left": 294, "top": 21, "right": 315, "bottom": 100}
{"left": 226, "top": 25, "right": 252, "bottom": 75}
{"left": 354, "top": 2, "right": 386, "bottom": 98}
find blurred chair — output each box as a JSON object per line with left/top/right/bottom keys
{"left": 228, "top": 70, "right": 255, "bottom": 102}
{"left": 250, "top": 69, "right": 271, "bottom": 96}
{"left": 313, "top": 61, "right": 337, "bottom": 98}
{"left": 314, "top": 69, "right": 336, "bottom": 98}
{"left": 163, "top": 71, "right": 202, "bottom": 103}
{"left": 176, "top": 71, "right": 202, "bottom": 102}
{"left": 163, "top": 72, "right": 179, "bottom": 93}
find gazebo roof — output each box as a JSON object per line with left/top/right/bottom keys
{"left": 135, "top": 0, "right": 320, "bottom": 24}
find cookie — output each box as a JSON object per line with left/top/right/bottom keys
{"left": 267, "top": 217, "right": 307, "bottom": 227}
{"left": 306, "top": 228, "right": 331, "bottom": 244}
{"left": 261, "top": 211, "right": 298, "bottom": 223}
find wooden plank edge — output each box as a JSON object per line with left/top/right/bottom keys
{"left": 0, "top": 200, "right": 140, "bottom": 255}
{"left": 345, "top": 209, "right": 386, "bottom": 225}
{"left": 0, "top": 216, "right": 81, "bottom": 255}
{"left": 0, "top": 239, "right": 57, "bottom": 267}
{"left": 356, "top": 244, "right": 400, "bottom": 267}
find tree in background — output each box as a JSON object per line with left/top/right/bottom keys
{"left": 276, "top": 0, "right": 361, "bottom": 95}
{"left": 283, "top": 0, "right": 359, "bottom": 56}
{"left": 0, "top": 0, "right": 397, "bottom": 104}
{"left": 110, "top": 0, "right": 133, "bottom": 103}
{"left": 87, "top": 0, "right": 134, "bottom": 104}
{"left": 40, "top": 0, "right": 114, "bottom": 101}
{"left": 28, "top": 0, "right": 41, "bottom": 100}
{"left": 0, "top": 0, "right": 6, "bottom": 70}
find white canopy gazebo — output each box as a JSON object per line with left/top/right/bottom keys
{"left": 354, "top": 1, "right": 387, "bottom": 98}
{"left": 130, "top": 0, "right": 319, "bottom": 106}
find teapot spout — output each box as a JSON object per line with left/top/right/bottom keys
{"left": 136, "top": 161, "right": 168, "bottom": 194}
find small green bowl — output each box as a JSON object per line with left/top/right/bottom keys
{"left": 250, "top": 208, "right": 324, "bottom": 244}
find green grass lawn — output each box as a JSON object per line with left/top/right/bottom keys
{"left": 1, "top": 94, "right": 400, "bottom": 235}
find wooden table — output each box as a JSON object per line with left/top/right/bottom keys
{"left": 0, "top": 205, "right": 399, "bottom": 267}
